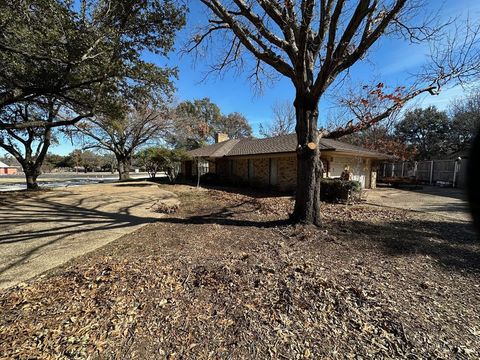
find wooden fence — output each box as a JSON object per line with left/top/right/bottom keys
{"left": 379, "top": 159, "right": 468, "bottom": 188}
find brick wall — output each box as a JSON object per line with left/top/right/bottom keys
{"left": 252, "top": 158, "right": 270, "bottom": 185}
{"left": 0, "top": 168, "right": 17, "bottom": 175}
{"left": 208, "top": 153, "right": 375, "bottom": 190}
{"left": 277, "top": 156, "right": 297, "bottom": 191}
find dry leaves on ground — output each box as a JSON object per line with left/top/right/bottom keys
{"left": 1, "top": 185, "right": 479, "bottom": 359}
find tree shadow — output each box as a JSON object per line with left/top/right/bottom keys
{"left": 0, "top": 192, "right": 164, "bottom": 282}
{"left": 158, "top": 197, "right": 292, "bottom": 228}
{"left": 159, "top": 192, "right": 480, "bottom": 273}
{"left": 408, "top": 186, "right": 467, "bottom": 201}
{"left": 114, "top": 182, "right": 159, "bottom": 187}
{"left": 157, "top": 179, "right": 294, "bottom": 199}
{"left": 333, "top": 216, "right": 480, "bottom": 272}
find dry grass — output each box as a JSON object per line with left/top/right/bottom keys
{"left": 1, "top": 184, "right": 479, "bottom": 359}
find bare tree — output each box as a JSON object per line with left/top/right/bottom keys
{"left": 259, "top": 100, "right": 295, "bottom": 137}
{"left": 190, "top": 0, "right": 480, "bottom": 225}
{"left": 75, "top": 106, "right": 169, "bottom": 180}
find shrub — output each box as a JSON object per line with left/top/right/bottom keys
{"left": 320, "top": 178, "right": 362, "bottom": 203}
{"left": 200, "top": 172, "right": 220, "bottom": 185}
{"left": 136, "top": 147, "right": 190, "bottom": 182}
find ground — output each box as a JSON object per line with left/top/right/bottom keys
{"left": 0, "top": 184, "right": 479, "bottom": 359}
{"left": 0, "top": 182, "right": 178, "bottom": 289}
{"left": 366, "top": 186, "right": 471, "bottom": 222}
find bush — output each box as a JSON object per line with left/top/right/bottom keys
{"left": 136, "top": 147, "right": 190, "bottom": 182}
{"left": 200, "top": 172, "right": 220, "bottom": 185}
{"left": 320, "top": 178, "right": 362, "bottom": 203}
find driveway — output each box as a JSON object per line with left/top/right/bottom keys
{"left": 0, "top": 182, "right": 178, "bottom": 289}
{"left": 365, "top": 186, "right": 471, "bottom": 222}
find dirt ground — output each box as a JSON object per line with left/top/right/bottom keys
{"left": 0, "top": 185, "right": 479, "bottom": 359}
{"left": 0, "top": 181, "right": 179, "bottom": 289}
{"left": 366, "top": 186, "right": 471, "bottom": 222}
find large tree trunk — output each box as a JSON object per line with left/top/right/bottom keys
{"left": 291, "top": 94, "right": 322, "bottom": 226}
{"left": 117, "top": 156, "right": 131, "bottom": 181}
{"left": 23, "top": 164, "right": 41, "bottom": 190}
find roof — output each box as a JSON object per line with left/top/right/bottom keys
{"left": 188, "top": 139, "right": 241, "bottom": 158}
{"left": 188, "top": 133, "right": 389, "bottom": 159}
{"left": 0, "top": 161, "right": 13, "bottom": 168}
{"left": 227, "top": 134, "right": 335, "bottom": 156}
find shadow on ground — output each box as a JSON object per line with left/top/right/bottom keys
{"left": 335, "top": 216, "right": 480, "bottom": 272}
{"left": 157, "top": 193, "right": 480, "bottom": 273}
{"left": 0, "top": 192, "right": 161, "bottom": 280}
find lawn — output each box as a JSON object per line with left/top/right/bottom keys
{"left": 1, "top": 185, "right": 479, "bottom": 359}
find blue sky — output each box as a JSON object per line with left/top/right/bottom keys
{"left": 28, "top": 0, "right": 480, "bottom": 154}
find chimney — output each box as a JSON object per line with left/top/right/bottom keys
{"left": 214, "top": 133, "right": 229, "bottom": 143}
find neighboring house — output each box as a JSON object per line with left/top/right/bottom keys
{"left": 0, "top": 161, "right": 18, "bottom": 175}
{"left": 183, "top": 133, "right": 389, "bottom": 190}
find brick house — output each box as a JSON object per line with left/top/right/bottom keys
{"left": 183, "top": 133, "right": 389, "bottom": 190}
{"left": 0, "top": 161, "right": 18, "bottom": 175}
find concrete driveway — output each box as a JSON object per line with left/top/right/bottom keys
{"left": 0, "top": 182, "right": 178, "bottom": 289}
{"left": 365, "top": 186, "right": 471, "bottom": 222}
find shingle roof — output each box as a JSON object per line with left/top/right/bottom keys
{"left": 188, "top": 139, "right": 241, "bottom": 158}
{"left": 0, "top": 161, "right": 12, "bottom": 168}
{"left": 188, "top": 134, "right": 388, "bottom": 159}
{"left": 319, "top": 138, "right": 389, "bottom": 158}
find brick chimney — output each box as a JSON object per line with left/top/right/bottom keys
{"left": 214, "top": 133, "right": 229, "bottom": 143}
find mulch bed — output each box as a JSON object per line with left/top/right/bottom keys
{"left": 1, "top": 185, "right": 479, "bottom": 359}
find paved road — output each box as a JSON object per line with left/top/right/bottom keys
{"left": 366, "top": 186, "right": 471, "bottom": 222}
{"left": 0, "top": 182, "right": 178, "bottom": 289}
{"left": 0, "top": 172, "right": 152, "bottom": 191}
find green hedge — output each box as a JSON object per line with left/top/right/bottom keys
{"left": 320, "top": 178, "right": 362, "bottom": 203}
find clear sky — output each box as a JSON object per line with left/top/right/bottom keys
{"left": 20, "top": 0, "right": 480, "bottom": 155}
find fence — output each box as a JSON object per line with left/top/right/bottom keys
{"left": 379, "top": 158, "right": 468, "bottom": 188}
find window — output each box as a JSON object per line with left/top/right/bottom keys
{"left": 195, "top": 159, "right": 209, "bottom": 176}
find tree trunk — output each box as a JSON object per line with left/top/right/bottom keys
{"left": 291, "top": 95, "right": 322, "bottom": 226}
{"left": 117, "top": 157, "right": 131, "bottom": 181}
{"left": 24, "top": 165, "right": 41, "bottom": 190}
{"left": 467, "top": 128, "right": 480, "bottom": 232}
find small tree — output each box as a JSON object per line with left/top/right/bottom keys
{"left": 162, "top": 149, "right": 190, "bottom": 182}
{"left": 137, "top": 148, "right": 164, "bottom": 178}
{"left": 137, "top": 147, "right": 190, "bottom": 181}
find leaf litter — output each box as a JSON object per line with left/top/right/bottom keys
{"left": 1, "top": 185, "right": 479, "bottom": 359}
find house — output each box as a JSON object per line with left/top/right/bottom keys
{"left": 183, "top": 133, "right": 389, "bottom": 190}
{"left": 0, "top": 161, "right": 18, "bottom": 175}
